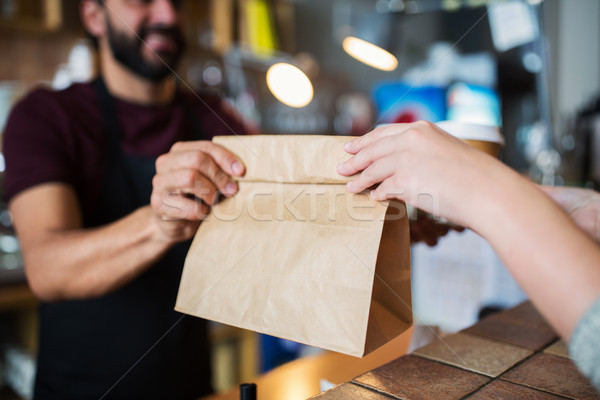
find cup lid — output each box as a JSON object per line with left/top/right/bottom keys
{"left": 436, "top": 120, "right": 505, "bottom": 146}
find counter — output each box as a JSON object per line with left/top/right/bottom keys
{"left": 208, "top": 301, "right": 600, "bottom": 400}
{"left": 312, "top": 301, "right": 600, "bottom": 399}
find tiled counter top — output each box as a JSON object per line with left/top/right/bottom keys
{"left": 311, "top": 302, "right": 600, "bottom": 400}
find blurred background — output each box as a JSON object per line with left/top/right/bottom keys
{"left": 0, "top": 0, "right": 599, "bottom": 399}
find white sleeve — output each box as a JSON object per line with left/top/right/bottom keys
{"left": 569, "top": 296, "right": 600, "bottom": 391}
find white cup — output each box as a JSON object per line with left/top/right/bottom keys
{"left": 436, "top": 120, "right": 504, "bottom": 157}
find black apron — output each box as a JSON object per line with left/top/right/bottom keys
{"left": 33, "top": 78, "right": 212, "bottom": 400}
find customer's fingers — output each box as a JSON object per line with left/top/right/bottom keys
{"left": 338, "top": 134, "right": 400, "bottom": 177}
{"left": 344, "top": 123, "right": 411, "bottom": 154}
{"left": 345, "top": 157, "right": 395, "bottom": 194}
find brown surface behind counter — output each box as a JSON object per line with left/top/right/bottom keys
{"left": 204, "top": 328, "right": 413, "bottom": 400}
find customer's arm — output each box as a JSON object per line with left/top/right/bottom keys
{"left": 337, "top": 121, "right": 600, "bottom": 342}
{"left": 10, "top": 141, "right": 244, "bottom": 302}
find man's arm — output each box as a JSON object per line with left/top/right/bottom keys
{"left": 540, "top": 186, "right": 600, "bottom": 243}
{"left": 11, "top": 184, "right": 173, "bottom": 301}
{"left": 11, "top": 141, "right": 245, "bottom": 302}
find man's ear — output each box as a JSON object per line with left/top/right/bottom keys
{"left": 80, "top": 0, "right": 106, "bottom": 39}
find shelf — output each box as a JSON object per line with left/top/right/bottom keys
{"left": 0, "top": 283, "right": 36, "bottom": 313}
{"left": 0, "top": 0, "right": 62, "bottom": 32}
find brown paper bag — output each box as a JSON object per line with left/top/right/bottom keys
{"left": 175, "top": 135, "right": 412, "bottom": 357}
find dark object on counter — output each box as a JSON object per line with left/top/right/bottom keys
{"left": 240, "top": 383, "right": 257, "bottom": 400}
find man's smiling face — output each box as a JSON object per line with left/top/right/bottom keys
{"left": 103, "top": 0, "right": 186, "bottom": 81}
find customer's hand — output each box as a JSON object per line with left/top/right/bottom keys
{"left": 150, "top": 141, "right": 245, "bottom": 243}
{"left": 540, "top": 186, "right": 600, "bottom": 243}
{"left": 337, "top": 121, "right": 505, "bottom": 229}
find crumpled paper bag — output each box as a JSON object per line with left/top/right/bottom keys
{"left": 175, "top": 135, "right": 412, "bottom": 357}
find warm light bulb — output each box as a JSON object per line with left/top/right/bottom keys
{"left": 266, "top": 63, "right": 314, "bottom": 108}
{"left": 342, "top": 36, "right": 398, "bottom": 71}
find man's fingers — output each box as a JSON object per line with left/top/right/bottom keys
{"left": 409, "top": 222, "right": 424, "bottom": 244}
{"left": 157, "top": 151, "right": 238, "bottom": 197}
{"left": 170, "top": 141, "right": 245, "bottom": 177}
{"left": 194, "top": 156, "right": 235, "bottom": 197}
{"left": 413, "top": 218, "right": 450, "bottom": 247}
{"left": 151, "top": 191, "right": 210, "bottom": 221}
{"left": 153, "top": 170, "right": 219, "bottom": 205}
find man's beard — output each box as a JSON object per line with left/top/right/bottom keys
{"left": 106, "top": 17, "right": 186, "bottom": 82}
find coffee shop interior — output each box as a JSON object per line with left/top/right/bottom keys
{"left": 0, "top": 0, "right": 599, "bottom": 399}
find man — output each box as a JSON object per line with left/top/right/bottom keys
{"left": 3, "top": 0, "right": 245, "bottom": 398}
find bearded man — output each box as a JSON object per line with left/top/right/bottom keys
{"left": 3, "top": 1, "right": 247, "bottom": 398}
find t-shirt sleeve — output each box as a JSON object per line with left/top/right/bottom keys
{"left": 3, "top": 88, "right": 77, "bottom": 204}
{"left": 568, "top": 295, "right": 600, "bottom": 391}
{"left": 194, "top": 93, "right": 249, "bottom": 139}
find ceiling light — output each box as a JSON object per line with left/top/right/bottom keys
{"left": 266, "top": 63, "right": 314, "bottom": 108}
{"left": 342, "top": 36, "right": 398, "bottom": 72}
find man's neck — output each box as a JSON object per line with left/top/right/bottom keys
{"left": 100, "top": 52, "right": 176, "bottom": 106}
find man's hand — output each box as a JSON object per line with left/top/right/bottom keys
{"left": 151, "top": 140, "right": 245, "bottom": 243}
{"left": 409, "top": 210, "right": 464, "bottom": 246}
{"left": 540, "top": 186, "right": 600, "bottom": 243}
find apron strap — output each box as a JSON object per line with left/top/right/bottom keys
{"left": 94, "top": 76, "right": 122, "bottom": 166}
{"left": 93, "top": 77, "right": 207, "bottom": 209}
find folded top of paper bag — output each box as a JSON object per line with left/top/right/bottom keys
{"left": 213, "top": 135, "right": 355, "bottom": 184}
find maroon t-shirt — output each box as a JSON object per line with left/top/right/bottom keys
{"left": 3, "top": 80, "right": 245, "bottom": 221}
